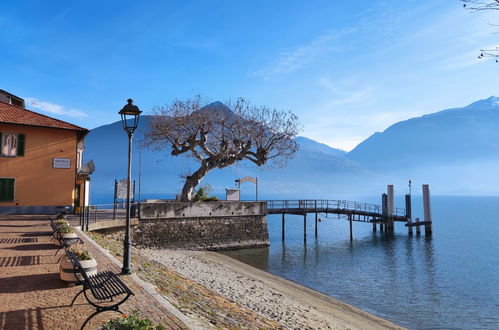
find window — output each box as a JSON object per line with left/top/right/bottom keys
{"left": 0, "top": 178, "right": 15, "bottom": 202}
{"left": 0, "top": 133, "right": 25, "bottom": 157}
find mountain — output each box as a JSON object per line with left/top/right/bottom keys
{"left": 84, "top": 110, "right": 369, "bottom": 201}
{"left": 347, "top": 96, "right": 499, "bottom": 169}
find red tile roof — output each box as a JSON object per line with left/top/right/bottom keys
{"left": 0, "top": 101, "right": 88, "bottom": 132}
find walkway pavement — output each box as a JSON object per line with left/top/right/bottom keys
{"left": 0, "top": 215, "right": 187, "bottom": 330}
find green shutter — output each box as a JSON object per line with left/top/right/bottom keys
{"left": 17, "top": 134, "right": 25, "bottom": 156}
{"left": 0, "top": 178, "right": 15, "bottom": 202}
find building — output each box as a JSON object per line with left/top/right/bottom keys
{"left": 0, "top": 90, "right": 91, "bottom": 214}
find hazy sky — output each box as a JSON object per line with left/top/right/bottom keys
{"left": 1, "top": 0, "right": 498, "bottom": 150}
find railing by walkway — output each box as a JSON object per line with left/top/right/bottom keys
{"left": 267, "top": 199, "right": 406, "bottom": 218}
{"left": 76, "top": 203, "right": 139, "bottom": 231}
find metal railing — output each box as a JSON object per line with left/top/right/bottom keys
{"left": 78, "top": 203, "right": 139, "bottom": 230}
{"left": 266, "top": 199, "right": 406, "bottom": 217}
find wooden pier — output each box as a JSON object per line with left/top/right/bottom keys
{"left": 266, "top": 196, "right": 432, "bottom": 241}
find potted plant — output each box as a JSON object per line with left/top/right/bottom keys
{"left": 57, "top": 223, "right": 78, "bottom": 240}
{"left": 101, "top": 310, "right": 165, "bottom": 330}
{"left": 60, "top": 244, "right": 97, "bottom": 282}
{"left": 52, "top": 219, "right": 70, "bottom": 242}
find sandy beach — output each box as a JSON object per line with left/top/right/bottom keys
{"left": 143, "top": 249, "right": 404, "bottom": 330}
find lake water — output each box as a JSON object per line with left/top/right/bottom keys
{"left": 222, "top": 195, "right": 499, "bottom": 329}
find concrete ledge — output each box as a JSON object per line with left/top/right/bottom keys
{"left": 87, "top": 218, "right": 139, "bottom": 231}
{"left": 140, "top": 201, "right": 267, "bottom": 219}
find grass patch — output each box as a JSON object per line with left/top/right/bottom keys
{"left": 87, "top": 232, "right": 280, "bottom": 329}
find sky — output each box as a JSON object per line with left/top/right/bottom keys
{"left": 1, "top": 0, "right": 499, "bottom": 151}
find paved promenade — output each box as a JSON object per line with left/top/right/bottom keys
{"left": 0, "top": 215, "right": 187, "bottom": 330}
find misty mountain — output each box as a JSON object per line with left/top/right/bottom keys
{"left": 84, "top": 113, "right": 370, "bottom": 200}
{"left": 347, "top": 96, "right": 499, "bottom": 169}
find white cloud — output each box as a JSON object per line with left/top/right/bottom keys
{"left": 316, "top": 77, "right": 376, "bottom": 107}
{"left": 26, "top": 97, "right": 87, "bottom": 119}
{"left": 253, "top": 28, "right": 355, "bottom": 80}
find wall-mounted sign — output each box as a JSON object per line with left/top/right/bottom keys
{"left": 114, "top": 179, "right": 135, "bottom": 200}
{"left": 53, "top": 158, "right": 71, "bottom": 169}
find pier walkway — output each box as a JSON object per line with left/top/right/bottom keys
{"left": 267, "top": 199, "right": 407, "bottom": 222}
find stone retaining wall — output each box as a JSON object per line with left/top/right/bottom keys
{"left": 134, "top": 201, "right": 269, "bottom": 250}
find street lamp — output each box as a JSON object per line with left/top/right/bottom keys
{"left": 118, "top": 99, "right": 142, "bottom": 275}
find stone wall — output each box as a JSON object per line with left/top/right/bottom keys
{"left": 134, "top": 201, "right": 269, "bottom": 250}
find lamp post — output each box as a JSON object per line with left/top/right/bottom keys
{"left": 118, "top": 99, "right": 142, "bottom": 275}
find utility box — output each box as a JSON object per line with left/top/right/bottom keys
{"left": 226, "top": 189, "right": 240, "bottom": 201}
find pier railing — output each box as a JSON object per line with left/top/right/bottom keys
{"left": 266, "top": 199, "right": 406, "bottom": 217}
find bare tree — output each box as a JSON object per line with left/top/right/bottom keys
{"left": 461, "top": 1, "right": 499, "bottom": 10}
{"left": 461, "top": 1, "right": 499, "bottom": 60}
{"left": 144, "top": 97, "right": 301, "bottom": 201}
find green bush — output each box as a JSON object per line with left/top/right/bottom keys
{"left": 101, "top": 310, "right": 165, "bottom": 330}
{"left": 69, "top": 244, "right": 93, "bottom": 261}
{"left": 57, "top": 224, "right": 74, "bottom": 234}
{"left": 192, "top": 186, "right": 218, "bottom": 202}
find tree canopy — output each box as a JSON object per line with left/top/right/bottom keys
{"left": 144, "top": 97, "right": 301, "bottom": 201}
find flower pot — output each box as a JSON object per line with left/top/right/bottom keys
{"left": 59, "top": 255, "right": 97, "bottom": 282}
{"left": 60, "top": 232, "right": 77, "bottom": 239}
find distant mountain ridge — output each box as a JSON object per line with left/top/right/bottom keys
{"left": 347, "top": 96, "right": 499, "bottom": 169}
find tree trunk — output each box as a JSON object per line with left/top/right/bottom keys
{"left": 180, "top": 162, "right": 212, "bottom": 201}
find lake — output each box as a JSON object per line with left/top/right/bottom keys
{"left": 222, "top": 195, "right": 499, "bottom": 329}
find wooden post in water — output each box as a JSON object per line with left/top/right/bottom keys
{"left": 387, "top": 185, "right": 394, "bottom": 233}
{"left": 422, "top": 184, "right": 433, "bottom": 235}
{"left": 382, "top": 193, "right": 388, "bottom": 233}
{"left": 373, "top": 222, "right": 377, "bottom": 232}
{"left": 406, "top": 193, "right": 413, "bottom": 235}
{"left": 303, "top": 214, "right": 307, "bottom": 242}
{"left": 281, "top": 213, "right": 285, "bottom": 240}
{"left": 407, "top": 219, "right": 413, "bottom": 236}
{"left": 315, "top": 212, "right": 318, "bottom": 237}
{"left": 415, "top": 217, "right": 421, "bottom": 235}
{"left": 349, "top": 214, "right": 353, "bottom": 241}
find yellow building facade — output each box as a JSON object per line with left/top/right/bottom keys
{"left": 0, "top": 90, "right": 89, "bottom": 214}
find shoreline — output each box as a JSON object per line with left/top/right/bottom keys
{"left": 144, "top": 248, "right": 404, "bottom": 329}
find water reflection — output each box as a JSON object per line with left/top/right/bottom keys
{"left": 221, "top": 196, "right": 499, "bottom": 329}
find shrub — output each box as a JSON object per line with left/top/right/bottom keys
{"left": 57, "top": 224, "right": 74, "bottom": 234}
{"left": 101, "top": 310, "right": 165, "bottom": 330}
{"left": 192, "top": 186, "right": 218, "bottom": 202}
{"left": 69, "top": 244, "right": 93, "bottom": 261}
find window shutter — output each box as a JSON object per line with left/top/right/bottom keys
{"left": 0, "top": 178, "right": 15, "bottom": 202}
{"left": 17, "top": 134, "right": 25, "bottom": 156}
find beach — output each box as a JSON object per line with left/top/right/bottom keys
{"left": 143, "top": 248, "right": 404, "bottom": 329}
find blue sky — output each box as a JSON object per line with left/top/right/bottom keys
{"left": 1, "top": 0, "right": 498, "bottom": 150}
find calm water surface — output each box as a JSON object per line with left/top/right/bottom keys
{"left": 222, "top": 196, "right": 499, "bottom": 329}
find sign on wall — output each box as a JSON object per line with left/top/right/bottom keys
{"left": 115, "top": 179, "right": 135, "bottom": 200}
{"left": 53, "top": 158, "right": 71, "bottom": 169}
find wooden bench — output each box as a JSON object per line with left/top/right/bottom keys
{"left": 67, "top": 250, "right": 134, "bottom": 329}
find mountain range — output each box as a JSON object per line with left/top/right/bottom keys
{"left": 84, "top": 96, "right": 499, "bottom": 200}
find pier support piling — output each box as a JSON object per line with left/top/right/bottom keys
{"left": 407, "top": 219, "right": 413, "bottom": 236}
{"left": 373, "top": 222, "right": 377, "bottom": 232}
{"left": 349, "top": 214, "right": 353, "bottom": 241}
{"left": 303, "top": 214, "right": 307, "bottom": 242}
{"left": 422, "top": 184, "right": 433, "bottom": 236}
{"left": 282, "top": 213, "right": 285, "bottom": 240}
{"left": 315, "top": 212, "right": 318, "bottom": 237}
{"left": 416, "top": 218, "right": 421, "bottom": 235}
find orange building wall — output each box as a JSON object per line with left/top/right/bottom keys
{"left": 0, "top": 124, "right": 78, "bottom": 207}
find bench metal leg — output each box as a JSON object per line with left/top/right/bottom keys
{"left": 80, "top": 308, "right": 123, "bottom": 330}
{"left": 71, "top": 289, "right": 84, "bottom": 306}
